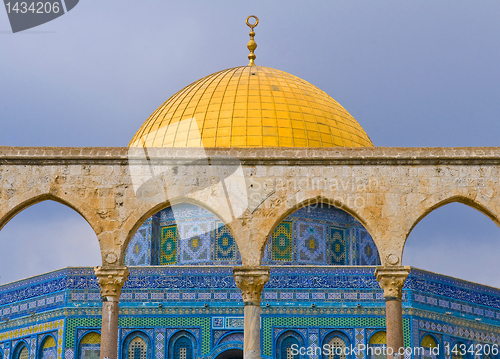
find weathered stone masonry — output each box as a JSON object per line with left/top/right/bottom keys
{"left": 1, "top": 146, "right": 499, "bottom": 359}
{"left": 1, "top": 146, "right": 498, "bottom": 267}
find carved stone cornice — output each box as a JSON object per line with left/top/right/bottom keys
{"left": 94, "top": 266, "right": 130, "bottom": 300}
{"left": 374, "top": 266, "right": 410, "bottom": 300}
{"left": 2, "top": 146, "right": 500, "bottom": 166}
{"left": 233, "top": 266, "right": 270, "bottom": 305}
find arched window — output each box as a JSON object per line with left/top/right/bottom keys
{"left": 168, "top": 331, "right": 197, "bottom": 359}
{"left": 452, "top": 342, "right": 467, "bottom": 359}
{"left": 326, "top": 337, "right": 347, "bottom": 359}
{"left": 173, "top": 337, "right": 193, "bottom": 359}
{"left": 39, "top": 335, "right": 57, "bottom": 359}
{"left": 420, "top": 335, "right": 439, "bottom": 359}
{"left": 127, "top": 337, "right": 147, "bottom": 359}
{"left": 14, "top": 343, "right": 29, "bottom": 359}
{"left": 281, "top": 337, "right": 299, "bottom": 359}
{"left": 218, "top": 332, "right": 244, "bottom": 345}
{"left": 19, "top": 347, "right": 29, "bottom": 359}
{"left": 368, "top": 331, "right": 386, "bottom": 359}
{"left": 276, "top": 331, "right": 305, "bottom": 359}
{"left": 79, "top": 332, "right": 101, "bottom": 359}
{"left": 322, "top": 331, "right": 350, "bottom": 359}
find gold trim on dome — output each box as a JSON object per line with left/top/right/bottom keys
{"left": 129, "top": 66, "right": 373, "bottom": 148}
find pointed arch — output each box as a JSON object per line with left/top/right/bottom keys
{"left": 276, "top": 330, "right": 306, "bottom": 359}
{"left": 257, "top": 195, "right": 379, "bottom": 262}
{"left": 368, "top": 331, "right": 386, "bottom": 359}
{"left": 38, "top": 334, "right": 57, "bottom": 359}
{"left": 260, "top": 197, "right": 380, "bottom": 266}
{"left": 404, "top": 194, "right": 500, "bottom": 244}
{"left": 0, "top": 192, "right": 102, "bottom": 242}
{"left": 216, "top": 332, "right": 244, "bottom": 346}
{"left": 119, "top": 197, "right": 240, "bottom": 263}
{"left": 322, "top": 331, "right": 351, "bottom": 359}
{"left": 368, "top": 331, "right": 386, "bottom": 345}
{"left": 0, "top": 198, "right": 101, "bottom": 283}
{"left": 401, "top": 194, "right": 500, "bottom": 268}
{"left": 451, "top": 341, "right": 469, "bottom": 359}
{"left": 78, "top": 331, "right": 101, "bottom": 359}
{"left": 420, "top": 334, "right": 439, "bottom": 348}
{"left": 122, "top": 331, "right": 151, "bottom": 359}
{"left": 12, "top": 341, "right": 30, "bottom": 359}
{"left": 123, "top": 200, "right": 241, "bottom": 266}
{"left": 168, "top": 330, "right": 198, "bottom": 359}
{"left": 264, "top": 195, "right": 375, "bottom": 242}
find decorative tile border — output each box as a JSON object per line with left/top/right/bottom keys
{"left": 418, "top": 319, "right": 499, "bottom": 344}
{"left": 0, "top": 319, "right": 63, "bottom": 341}
{"left": 0, "top": 320, "right": 64, "bottom": 359}
{"left": 65, "top": 316, "right": 211, "bottom": 355}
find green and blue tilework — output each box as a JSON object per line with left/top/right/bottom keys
{"left": 124, "top": 218, "right": 152, "bottom": 266}
{"left": 160, "top": 225, "right": 177, "bottom": 265}
{"left": 261, "top": 317, "right": 410, "bottom": 357}
{"left": 125, "top": 203, "right": 381, "bottom": 267}
{"left": 65, "top": 317, "right": 211, "bottom": 355}
{"left": 214, "top": 222, "right": 238, "bottom": 261}
{"left": 272, "top": 222, "right": 293, "bottom": 261}
{"left": 262, "top": 204, "right": 381, "bottom": 266}
{"left": 329, "top": 227, "right": 346, "bottom": 265}
{"left": 126, "top": 203, "right": 242, "bottom": 266}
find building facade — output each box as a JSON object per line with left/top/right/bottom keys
{"left": 1, "top": 262, "right": 500, "bottom": 359}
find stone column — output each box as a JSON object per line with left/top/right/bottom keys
{"left": 375, "top": 266, "right": 410, "bottom": 359}
{"left": 233, "top": 267, "right": 270, "bottom": 359}
{"left": 94, "top": 266, "right": 130, "bottom": 359}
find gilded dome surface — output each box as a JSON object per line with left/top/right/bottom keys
{"left": 130, "top": 65, "right": 373, "bottom": 148}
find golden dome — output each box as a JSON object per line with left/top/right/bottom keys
{"left": 130, "top": 65, "right": 373, "bottom": 148}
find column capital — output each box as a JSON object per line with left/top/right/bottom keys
{"left": 374, "top": 266, "right": 410, "bottom": 300}
{"left": 233, "top": 266, "right": 270, "bottom": 305}
{"left": 94, "top": 266, "right": 130, "bottom": 300}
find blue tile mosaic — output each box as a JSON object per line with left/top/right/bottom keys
{"left": 1, "top": 262, "right": 500, "bottom": 359}
{"left": 262, "top": 205, "right": 381, "bottom": 266}
{"left": 125, "top": 204, "right": 242, "bottom": 266}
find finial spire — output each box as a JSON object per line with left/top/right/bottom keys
{"left": 246, "top": 15, "right": 259, "bottom": 66}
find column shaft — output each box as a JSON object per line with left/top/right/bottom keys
{"left": 375, "top": 266, "right": 410, "bottom": 359}
{"left": 101, "top": 300, "right": 120, "bottom": 359}
{"left": 386, "top": 298, "right": 404, "bottom": 354}
{"left": 95, "top": 266, "right": 130, "bottom": 359}
{"left": 244, "top": 305, "right": 263, "bottom": 359}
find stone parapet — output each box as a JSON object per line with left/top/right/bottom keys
{"left": 1, "top": 146, "right": 500, "bottom": 165}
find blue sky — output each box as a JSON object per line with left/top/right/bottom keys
{"left": 0, "top": 1, "right": 499, "bottom": 285}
